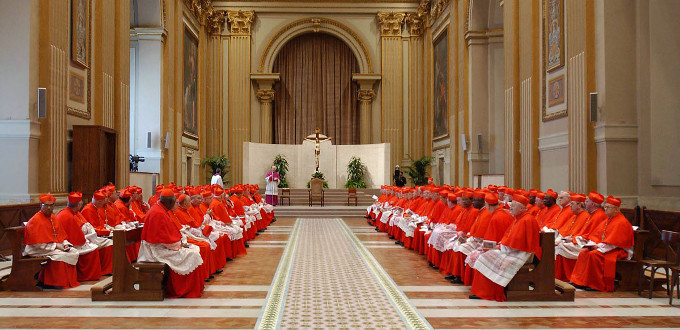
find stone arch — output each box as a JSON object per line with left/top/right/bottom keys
{"left": 258, "top": 18, "right": 373, "bottom": 74}
{"left": 130, "top": 0, "right": 163, "bottom": 28}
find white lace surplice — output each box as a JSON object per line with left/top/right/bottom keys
{"left": 472, "top": 245, "right": 532, "bottom": 287}
{"left": 137, "top": 240, "right": 203, "bottom": 275}
{"left": 24, "top": 241, "right": 80, "bottom": 266}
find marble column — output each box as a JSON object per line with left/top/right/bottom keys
{"left": 256, "top": 89, "right": 275, "bottom": 144}
{"left": 377, "top": 12, "right": 405, "bottom": 169}
{"left": 357, "top": 89, "right": 376, "bottom": 144}
{"left": 227, "top": 10, "right": 254, "bottom": 184}
{"left": 406, "top": 11, "right": 425, "bottom": 160}
{"left": 207, "top": 11, "right": 226, "bottom": 157}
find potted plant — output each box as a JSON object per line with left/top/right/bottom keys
{"left": 272, "top": 154, "right": 289, "bottom": 188}
{"left": 201, "top": 155, "right": 230, "bottom": 185}
{"left": 344, "top": 156, "right": 367, "bottom": 188}
{"left": 404, "top": 155, "right": 433, "bottom": 186}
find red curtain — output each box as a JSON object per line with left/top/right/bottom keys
{"left": 272, "top": 33, "right": 360, "bottom": 145}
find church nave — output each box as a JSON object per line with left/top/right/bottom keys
{"left": 0, "top": 217, "right": 678, "bottom": 329}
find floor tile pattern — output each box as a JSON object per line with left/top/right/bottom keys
{"left": 277, "top": 218, "right": 418, "bottom": 329}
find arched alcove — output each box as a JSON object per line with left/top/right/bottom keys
{"left": 272, "top": 33, "right": 360, "bottom": 145}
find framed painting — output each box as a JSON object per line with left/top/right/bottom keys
{"left": 69, "top": 71, "right": 85, "bottom": 103}
{"left": 432, "top": 27, "right": 449, "bottom": 140}
{"left": 547, "top": 75, "right": 565, "bottom": 106}
{"left": 183, "top": 27, "right": 199, "bottom": 139}
{"left": 545, "top": 0, "right": 564, "bottom": 72}
{"left": 71, "top": 0, "right": 89, "bottom": 68}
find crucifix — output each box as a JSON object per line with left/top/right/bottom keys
{"left": 304, "top": 128, "right": 331, "bottom": 173}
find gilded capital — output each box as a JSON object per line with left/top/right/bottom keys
{"left": 406, "top": 12, "right": 425, "bottom": 36}
{"left": 207, "top": 10, "right": 226, "bottom": 35}
{"left": 256, "top": 89, "right": 275, "bottom": 103}
{"left": 357, "top": 89, "right": 376, "bottom": 102}
{"left": 227, "top": 10, "right": 255, "bottom": 35}
{"left": 429, "top": 0, "right": 450, "bottom": 23}
{"left": 377, "top": 12, "right": 405, "bottom": 37}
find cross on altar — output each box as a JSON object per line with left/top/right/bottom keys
{"left": 303, "top": 128, "right": 331, "bottom": 173}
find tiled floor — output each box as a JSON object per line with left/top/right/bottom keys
{"left": 1, "top": 216, "right": 679, "bottom": 329}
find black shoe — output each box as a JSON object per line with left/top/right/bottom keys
{"left": 468, "top": 294, "right": 481, "bottom": 300}
{"left": 374, "top": 227, "right": 380, "bottom": 232}
{"left": 398, "top": 241, "right": 404, "bottom": 246}
{"left": 395, "top": 241, "right": 401, "bottom": 245}
{"left": 226, "top": 258, "right": 233, "bottom": 262}
{"left": 388, "top": 235, "right": 395, "bottom": 239}
{"left": 271, "top": 218, "right": 277, "bottom": 223}
{"left": 37, "top": 282, "right": 61, "bottom": 290}
{"left": 255, "top": 233, "right": 260, "bottom": 236}
{"left": 444, "top": 275, "right": 455, "bottom": 280}
{"left": 429, "top": 262, "right": 435, "bottom": 267}
{"left": 450, "top": 277, "right": 463, "bottom": 284}
{"left": 215, "top": 269, "right": 223, "bottom": 274}
{"left": 209, "top": 275, "right": 215, "bottom": 279}
{"left": 433, "top": 266, "right": 439, "bottom": 270}
{"left": 244, "top": 243, "right": 250, "bottom": 248}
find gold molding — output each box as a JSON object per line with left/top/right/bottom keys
{"left": 227, "top": 10, "right": 255, "bottom": 35}
{"left": 406, "top": 11, "right": 425, "bottom": 36}
{"left": 357, "top": 89, "right": 376, "bottom": 102}
{"left": 429, "top": 0, "right": 449, "bottom": 24}
{"left": 207, "top": 10, "right": 226, "bottom": 35}
{"left": 377, "top": 12, "right": 406, "bottom": 36}
{"left": 183, "top": 0, "right": 214, "bottom": 26}
{"left": 257, "top": 17, "right": 373, "bottom": 73}
{"left": 68, "top": 0, "right": 92, "bottom": 120}
{"left": 256, "top": 89, "right": 275, "bottom": 103}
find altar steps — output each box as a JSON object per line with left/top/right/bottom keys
{"left": 272, "top": 205, "right": 369, "bottom": 218}
{"left": 260, "top": 188, "right": 380, "bottom": 206}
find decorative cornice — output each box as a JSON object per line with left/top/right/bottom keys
{"left": 357, "top": 89, "right": 376, "bottom": 102}
{"left": 429, "top": 0, "right": 449, "bottom": 24}
{"left": 227, "top": 10, "right": 255, "bottom": 35}
{"left": 207, "top": 10, "right": 227, "bottom": 35}
{"left": 183, "top": 0, "right": 214, "bottom": 26}
{"left": 377, "top": 12, "right": 406, "bottom": 37}
{"left": 256, "top": 89, "right": 275, "bottom": 103}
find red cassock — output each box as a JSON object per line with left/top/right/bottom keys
{"left": 462, "top": 208, "right": 493, "bottom": 286}
{"left": 130, "top": 201, "right": 147, "bottom": 222}
{"left": 569, "top": 212, "right": 634, "bottom": 292}
{"left": 81, "top": 203, "right": 110, "bottom": 236}
{"left": 554, "top": 211, "right": 590, "bottom": 282}
{"left": 188, "top": 205, "right": 229, "bottom": 269}
{"left": 470, "top": 210, "right": 540, "bottom": 301}
{"left": 24, "top": 211, "right": 79, "bottom": 288}
{"left": 441, "top": 206, "right": 480, "bottom": 276}
{"left": 539, "top": 204, "right": 560, "bottom": 228}
{"left": 142, "top": 203, "right": 204, "bottom": 298}
{"left": 170, "top": 209, "right": 210, "bottom": 281}
{"left": 55, "top": 208, "right": 103, "bottom": 281}
{"left": 549, "top": 207, "right": 574, "bottom": 231}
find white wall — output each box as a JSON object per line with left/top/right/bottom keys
{"left": 0, "top": 0, "right": 40, "bottom": 204}
{"left": 243, "top": 141, "right": 390, "bottom": 188}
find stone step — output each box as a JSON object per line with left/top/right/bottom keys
{"left": 272, "top": 205, "right": 367, "bottom": 218}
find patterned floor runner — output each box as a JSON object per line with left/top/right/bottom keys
{"left": 257, "top": 218, "right": 431, "bottom": 329}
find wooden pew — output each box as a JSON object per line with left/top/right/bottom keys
{"left": 0, "top": 226, "right": 48, "bottom": 291}
{"left": 506, "top": 231, "right": 575, "bottom": 301}
{"left": 615, "top": 230, "right": 650, "bottom": 291}
{"left": 91, "top": 227, "right": 167, "bottom": 301}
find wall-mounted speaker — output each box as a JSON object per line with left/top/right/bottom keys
{"left": 37, "top": 88, "right": 46, "bottom": 118}
{"left": 146, "top": 131, "right": 152, "bottom": 148}
{"left": 590, "top": 92, "right": 598, "bottom": 122}
{"left": 461, "top": 133, "right": 468, "bottom": 151}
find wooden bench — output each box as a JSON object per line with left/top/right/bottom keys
{"left": 615, "top": 230, "right": 650, "bottom": 291}
{"left": 91, "top": 227, "right": 167, "bottom": 301}
{"left": 0, "top": 226, "right": 49, "bottom": 291}
{"left": 506, "top": 231, "right": 575, "bottom": 301}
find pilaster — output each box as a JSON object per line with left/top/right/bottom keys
{"left": 377, "top": 12, "right": 405, "bottom": 169}
{"left": 227, "top": 10, "right": 254, "bottom": 184}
